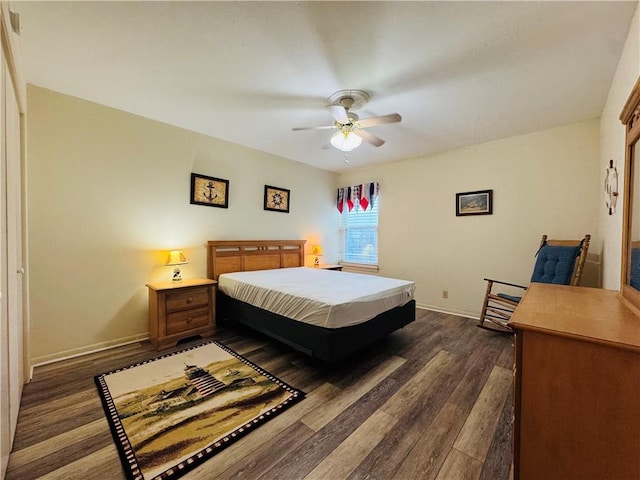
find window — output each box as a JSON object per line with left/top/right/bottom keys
{"left": 340, "top": 200, "right": 378, "bottom": 265}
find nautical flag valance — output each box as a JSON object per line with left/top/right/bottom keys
{"left": 337, "top": 182, "right": 379, "bottom": 213}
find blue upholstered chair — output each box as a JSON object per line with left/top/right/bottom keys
{"left": 630, "top": 242, "right": 640, "bottom": 290}
{"left": 478, "top": 234, "right": 591, "bottom": 333}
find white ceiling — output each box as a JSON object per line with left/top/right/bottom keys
{"left": 14, "top": 1, "right": 638, "bottom": 172}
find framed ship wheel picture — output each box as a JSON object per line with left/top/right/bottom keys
{"left": 264, "top": 185, "right": 290, "bottom": 213}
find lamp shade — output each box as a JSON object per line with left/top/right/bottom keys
{"left": 166, "top": 250, "right": 188, "bottom": 266}
{"left": 311, "top": 245, "right": 323, "bottom": 256}
{"left": 330, "top": 129, "right": 362, "bottom": 152}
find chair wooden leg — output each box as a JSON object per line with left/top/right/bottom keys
{"left": 478, "top": 280, "right": 494, "bottom": 328}
{"left": 479, "top": 280, "right": 514, "bottom": 333}
{"left": 478, "top": 319, "right": 513, "bottom": 334}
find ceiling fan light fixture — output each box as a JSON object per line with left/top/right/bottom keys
{"left": 293, "top": 89, "right": 401, "bottom": 153}
{"left": 330, "top": 129, "right": 362, "bottom": 152}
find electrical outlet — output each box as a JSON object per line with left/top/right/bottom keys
{"left": 442, "top": 290, "right": 448, "bottom": 299}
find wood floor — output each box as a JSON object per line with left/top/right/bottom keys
{"left": 6, "top": 309, "right": 514, "bottom": 480}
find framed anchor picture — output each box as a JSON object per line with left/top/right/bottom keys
{"left": 190, "top": 173, "right": 229, "bottom": 209}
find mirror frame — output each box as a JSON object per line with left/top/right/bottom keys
{"left": 620, "top": 76, "right": 640, "bottom": 311}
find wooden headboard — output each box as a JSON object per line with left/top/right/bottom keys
{"left": 206, "top": 240, "right": 306, "bottom": 280}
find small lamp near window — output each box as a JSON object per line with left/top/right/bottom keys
{"left": 311, "top": 245, "right": 323, "bottom": 266}
{"left": 166, "top": 250, "right": 188, "bottom": 282}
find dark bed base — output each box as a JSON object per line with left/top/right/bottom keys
{"left": 217, "top": 292, "right": 416, "bottom": 363}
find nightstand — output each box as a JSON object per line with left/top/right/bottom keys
{"left": 316, "top": 264, "right": 343, "bottom": 271}
{"left": 146, "top": 278, "right": 217, "bottom": 350}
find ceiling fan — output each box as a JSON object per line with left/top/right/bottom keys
{"left": 292, "top": 90, "right": 401, "bottom": 152}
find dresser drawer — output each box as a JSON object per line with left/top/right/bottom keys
{"left": 165, "top": 287, "right": 209, "bottom": 312}
{"left": 166, "top": 306, "right": 210, "bottom": 334}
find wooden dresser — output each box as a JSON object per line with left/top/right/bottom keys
{"left": 509, "top": 283, "right": 640, "bottom": 480}
{"left": 146, "top": 278, "right": 217, "bottom": 350}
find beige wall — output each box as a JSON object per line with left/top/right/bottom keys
{"left": 27, "top": 86, "right": 339, "bottom": 364}
{"left": 600, "top": 5, "right": 639, "bottom": 290}
{"left": 340, "top": 119, "right": 600, "bottom": 317}
{"left": 27, "top": 3, "right": 639, "bottom": 361}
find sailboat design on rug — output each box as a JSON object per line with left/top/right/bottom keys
{"left": 95, "top": 341, "right": 304, "bottom": 480}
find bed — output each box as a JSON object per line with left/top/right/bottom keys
{"left": 207, "top": 240, "right": 416, "bottom": 362}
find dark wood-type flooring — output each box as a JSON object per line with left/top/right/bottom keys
{"left": 6, "top": 309, "right": 514, "bottom": 480}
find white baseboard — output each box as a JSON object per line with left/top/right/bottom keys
{"left": 30, "top": 305, "right": 477, "bottom": 368}
{"left": 31, "top": 333, "right": 149, "bottom": 367}
{"left": 416, "top": 302, "right": 479, "bottom": 321}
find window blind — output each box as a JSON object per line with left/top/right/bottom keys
{"left": 339, "top": 201, "right": 379, "bottom": 265}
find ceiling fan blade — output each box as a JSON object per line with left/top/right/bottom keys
{"left": 354, "top": 129, "right": 385, "bottom": 147}
{"left": 329, "top": 105, "right": 350, "bottom": 124}
{"left": 292, "top": 125, "right": 336, "bottom": 131}
{"left": 357, "top": 113, "right": 402, "bottom": 128}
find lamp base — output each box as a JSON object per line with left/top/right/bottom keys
{"left": 172, "top": 267, "right": 182, "bottom": 282}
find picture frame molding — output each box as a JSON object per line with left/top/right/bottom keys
{"left": 456, "top": 189, "right": 493, "bottom": 216}
{"left": 263, "top": 185, "right": 290, "bottom": 213}
{"left": 190, "top": 173, "right": 229, "bottom": 209}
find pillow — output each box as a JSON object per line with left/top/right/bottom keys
{"left": 530, "top": 244, "right": 580, "bottom": 285}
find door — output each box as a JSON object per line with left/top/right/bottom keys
{"left": 0, "top": 39, "right": 7, "bottom": 477}
{"left": 5, "top": 53, "right": 22, "bottom": 439}
{"left": 0, "top": 23, "right": 25, "bottom": 477}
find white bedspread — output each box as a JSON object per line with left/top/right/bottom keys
{"left": 218, "top": 267, "right": 415, "bottom": 328}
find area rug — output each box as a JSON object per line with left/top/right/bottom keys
{"left": 95, "top": 340, "right": 305, "bottom": 480}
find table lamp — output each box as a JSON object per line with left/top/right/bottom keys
{"left": 311, "top": 245, "right": 323, "bottom": 266}
{"left": 166, "top": 250, "right": 188, "bottom": 282}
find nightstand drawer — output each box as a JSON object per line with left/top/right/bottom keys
{"left": 166, "top": 288, "right": 209, "bottom": 312}
{"left": 166, "top": 306, "right": 210, "bottom": 334}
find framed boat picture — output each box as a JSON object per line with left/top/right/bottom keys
{"left": 456, "top": 189, "right": 493, "bottom": 216}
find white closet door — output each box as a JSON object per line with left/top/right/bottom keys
{"left": 0, "top": 35, "right": 24, "bottom": 478}
{"left": 0, "top": 5, "right": 26, "bottom": 478}
{"left": 5, "top": 54, "right": 22, "bottom": 439}
{"left": 0, "top": 41, "right": 8, "bottom": 478}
